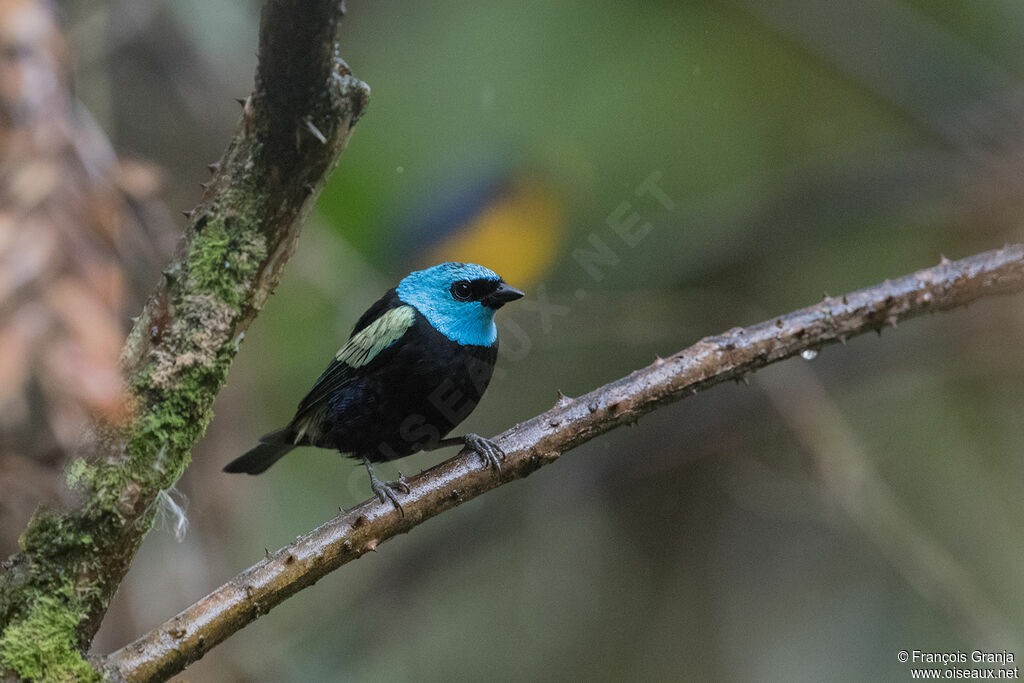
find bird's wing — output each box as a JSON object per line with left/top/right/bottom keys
{"left": 294, "top": 304, "right": 417, "bottom": 416}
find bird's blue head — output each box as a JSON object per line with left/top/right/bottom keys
{"left": 396, "top": 262, "right": 524, "bottom": 346}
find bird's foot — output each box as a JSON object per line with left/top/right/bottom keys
{"left": 363, "top": 458, "right": 410, "bottom": 516}
{"left": 462, "top": 433, "right": 505, "bottom": 476}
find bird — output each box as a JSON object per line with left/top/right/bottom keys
{"left": 224, "top": 262, "right": 524, "bottom": 512}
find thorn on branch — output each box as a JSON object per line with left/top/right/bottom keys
{"left": 304, "top": 117, "right": 327, "bottom": 144}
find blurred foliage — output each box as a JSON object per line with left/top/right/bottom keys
{"left": 27, "top": 0, "right": 1024, "bottom": 680}
{"left": 0, "top": 0, "right": 174, "bottom": 555}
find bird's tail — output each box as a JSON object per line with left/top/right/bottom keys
{"left": 223, "top": 428, "right": 295, "bottom": 474}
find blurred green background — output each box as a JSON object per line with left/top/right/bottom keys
{"left": 60, "top": 0, "right": 1024, "bottom": 679}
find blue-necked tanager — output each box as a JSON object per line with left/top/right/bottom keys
{"left": 224, "top": 262, "right": 524, "bottom": 512}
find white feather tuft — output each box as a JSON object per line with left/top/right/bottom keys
{"left": 155, "top": 488, "right": 190, "bottom": 543}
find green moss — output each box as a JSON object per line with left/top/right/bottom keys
{"left": 1, "top": 122, "right": 278, "bottom": 680}
{"left": 0, "top": 585, "right": 100, "bottom": 682}
{"left": 117, "top": 211, "right": 267, "bottom": 489}
{"left": 2, "top": 216, "right": 262, "bottom": 681}
{"left": 186, "top": 216, "right": 265, "bottom": 311}
{"left": 64, "top": 459, "right": 89, "bottom": 490}
{"left": 19, "top": 509, "right": 105, "bottom": 571}
{"left": 128, "top": 404, "right": 192, "bottom": 466}
{"left": 124, "top": 341, "right": 239, "bottom": 488}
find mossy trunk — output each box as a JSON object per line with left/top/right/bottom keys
{"left": 0, "top": 1, "right": 369, "bottom": 679}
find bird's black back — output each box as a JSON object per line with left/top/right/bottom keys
{"left": 286, "top": 289, "right": 499, "bottom": 462}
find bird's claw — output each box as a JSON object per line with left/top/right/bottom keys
{"left": 463, "top": 433, "right": 505, "bottom": 476}
{"left": 392, "top": 472, "right": 411, "bottom": 494}
{"left": 366, "top": 468, "right": 409, "bottom": 516}
{"left": 369, "top": 478, "right": 407, "bottom": 516}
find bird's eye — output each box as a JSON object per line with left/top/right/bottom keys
{"left": 451, "top": 280, "right": 473, "bottom": 301}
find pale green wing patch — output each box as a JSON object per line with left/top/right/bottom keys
{"left": 336, "top": 305, "right": 415, "bottom": 367}
{"left": 291, "top": 304, "right": 416, "bottom": 423}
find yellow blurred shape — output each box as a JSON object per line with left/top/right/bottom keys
{"left": 424, "top": 176, "right": 564, "bottom": 287}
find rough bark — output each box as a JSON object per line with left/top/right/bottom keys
{"left": 0, "top": 1, "right": 368, "bottom": 680}
{"left": 101, "top": 245, "right": 1024, "bottom": 682}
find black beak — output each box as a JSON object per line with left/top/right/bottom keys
{"left": 483, "top": 282, "right": 525, "bottom": 309}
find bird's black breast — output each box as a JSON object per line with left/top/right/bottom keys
{"left": 320, "top": 309, "right": 498, "bottom": 462}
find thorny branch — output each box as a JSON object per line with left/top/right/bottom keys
{"left": 102, "top": 245, "right": 1024, "bottom": 682}
{"left": 0, "top": 1, "right": 368, "bottom": 680}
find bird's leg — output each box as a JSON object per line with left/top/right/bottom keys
{"left": 361, "top": 456, "right": 410, "bottom": 515}
{"left": 427, "top": 433, "right": 505, "bottom": 475}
